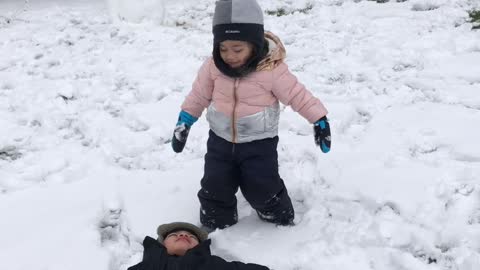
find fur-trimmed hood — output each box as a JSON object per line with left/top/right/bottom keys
{"left": 257, "top": 31, "right": 287, "bottom": 72}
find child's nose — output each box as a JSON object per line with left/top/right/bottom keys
{"left": 177, "top": 233, "right": 189, "bottom": 238}
{"left": 224, "top": 53, "right": 235, "bottom": 61}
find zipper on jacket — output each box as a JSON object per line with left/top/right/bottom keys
{"left": 231, "top": 78, "right": 240, "bottom": 150}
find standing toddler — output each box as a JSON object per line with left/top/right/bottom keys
{"left": 172, "top": 0, "right": 331, "bottom": 231}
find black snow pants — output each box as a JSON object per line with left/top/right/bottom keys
{"left": 198, "top": 130, "right": 294, "bottom": 229}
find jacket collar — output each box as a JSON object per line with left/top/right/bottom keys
{"left": 184, "top": 239, "right": 212, "bottom": 258}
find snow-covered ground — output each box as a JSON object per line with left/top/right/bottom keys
{"left": 1, "top": 0, "right": 480, "bottom": 269}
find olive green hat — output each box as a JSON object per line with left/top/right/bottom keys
{"left": 157, "top": 222, "right": 209, "bottom": 243}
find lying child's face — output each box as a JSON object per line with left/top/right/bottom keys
{"left": 219, "top": 40, "right": 254, "bottom": 68}
{"left": 163, "top": 230, "right": 199, "bottom": 256}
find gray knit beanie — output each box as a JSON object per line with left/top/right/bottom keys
{"left": 213, "top": 0, "right": 263, "bottom": 26}
{"left": 211, "top": 0, "right": 266, "bottom": 77}
{"left": 212, "top": 0, "right": 264, "bottom": 49}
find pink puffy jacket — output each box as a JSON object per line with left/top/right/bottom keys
{"left": 181, "top": 57, "right": 328, "bottom": 143}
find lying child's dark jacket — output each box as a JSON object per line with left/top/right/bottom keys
{"left": 128, "top": 236, "right": 270, "bottom": 270}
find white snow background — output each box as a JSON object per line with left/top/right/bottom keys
{"left": 1, "top": 0, "right": 480, "bottom": 269}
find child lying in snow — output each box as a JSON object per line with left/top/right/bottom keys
{"left": 128, "top": 222, "right": 271, "bottom": 270}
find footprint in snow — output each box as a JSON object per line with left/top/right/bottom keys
{"left": 98, "top": 202, "right": 142, "bottom": 270}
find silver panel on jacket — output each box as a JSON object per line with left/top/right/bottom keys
{"left": 206, "top": 102, "right": 280, "bottom": 143}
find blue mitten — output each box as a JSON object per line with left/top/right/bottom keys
{"left": 314, "top": 116, "right": 331, "bottom": 153}
{"left": 172, "top": 110, "right": 198, "bottom": 153}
